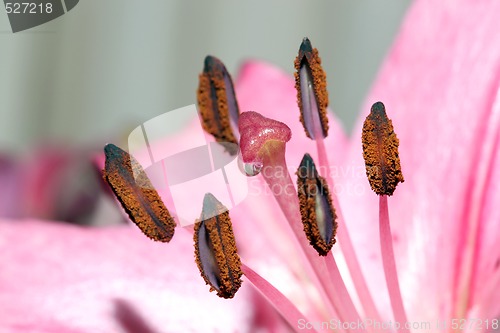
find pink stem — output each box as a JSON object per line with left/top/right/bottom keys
{"left": 260, "top": 145, "right": 364, "bottom": 332}
{"left": 379, "top": 195, "right": 409, "bottom": 333}
{"left": 242, "top": 263, "right": 317, "bottom": 333}
{"left": 316, "top": 139, "right": 385, "bottom": 332}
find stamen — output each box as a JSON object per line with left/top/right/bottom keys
{"left": 362, "top": 102, "right": 404, "bottom": 196}
{"left": 197, "top": 55, "right": 240, "bottom": 155}
{"left": 294, "top": 37, "right": 329, "bottom": 139}
{"left": 296, "top": 153, "right": 337, "bottom": 256}
{"left": 294, "top": 39, "right": 383, "bottom": 326}
{"left": 362, "top": 104, "right": 408, "bottom": 331}
{"left": 103, "top": 144, "right": 175, "bottom": 242}
{"left": 194, "top": 193, "right": 242, "bottom": 299}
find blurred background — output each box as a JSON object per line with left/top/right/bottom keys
{"left": 0, "top": 0, "right": 411, "bottom": 152}
{"left": 0, "top": 0, "right": 411, "bottom": 222}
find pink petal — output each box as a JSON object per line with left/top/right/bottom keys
{"left": 0, "top": 219, "right": 255, "bottom": 332}
{"left": 340, "top": 0, "right": 500, "bottom": 323}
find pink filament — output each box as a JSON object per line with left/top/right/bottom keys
{"left": 379, "top": 195, "right": 409, "bottom": 333}
{"left": 241, "top": 263, "right": 317, "bottom": 333}
{"left": 316, "top": 138, "right": 384, "bottom": 332}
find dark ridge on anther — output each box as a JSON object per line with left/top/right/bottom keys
{"left": 294, "top": 37, "right": 329, "bottom": 139}
{"left": 299, "top": 37, "right": 313, "bottom": 59}
{"left": 102, "top": 144, "right": 175, "bottom": 242}
{"left": 296, "top": 153, "right": 337, "bottom": 256}
{"left": 361, "top": 102, "right": 404, "bottom": 196}
{"left": 197, "top": 55, "right": 240, "bottom": 155}
{"left": 203, "top": 55, "right": 219, "bottom": 73}
{"left": 194, "top": 193, "right": 242, "bottom": 299}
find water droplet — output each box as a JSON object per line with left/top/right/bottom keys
{"left": 237, "top": 151, "right": 263, "bottom": 176}
{"left": 243, "top": 161, "right": 262, "bottom": 176}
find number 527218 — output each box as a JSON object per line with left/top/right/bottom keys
{"left": 5, "top": 2, "right": 53, "bottom": 14}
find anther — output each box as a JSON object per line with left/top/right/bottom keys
{"left": 194, "top": 193, "right": 242, "bottom": 299}
{"left": 197, "top": 55, "right": 240, "bottom": 155}
{"left": 361, "top": 102, "right": 404, "bottom": 196}
{"left": 296, "top": 153, "right": 337, "bottom": 256}
{"left": 103, "top": 144, "right": 175, "bottom": 242}
{"left": 294, "top": 37, "right": 329, "bottom": 139}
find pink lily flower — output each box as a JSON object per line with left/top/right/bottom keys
{"left": 1, "top": 0, "right": 500, "bottom": 332}
{"left": 231, "top": 1, "right": 500, "bottom": 331}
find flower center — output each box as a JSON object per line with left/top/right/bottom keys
{"left": 102, "top": 37, "right": 414, "bottom": 333}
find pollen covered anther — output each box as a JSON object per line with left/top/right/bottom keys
{"left": 296, "top": 153, "right": 337, "bottom": 256}
{"left": 103, "top": 144, "right": 176, "bottom": 242}
{"left": 294, "top": 37, "right": 329, "bottom": 139}
{"left": 194, "top": 193, "right": 242, "bottom": 299}
{"left": 362, "top": 102, "right": 404, "bottom": 196}
{"left": 197, "top": 55, "right": 240, "bottom": 155}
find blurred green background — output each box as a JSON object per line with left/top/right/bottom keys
{"left": 0, "top": 0, "right": 411, "bottom": 153}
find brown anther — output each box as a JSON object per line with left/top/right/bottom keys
{"left": 294, "top": 37, "right": 329, "bottom": 139}
{"left": 297, "top": 153, "right": 337, "bottom": 256}
{"left": 194, "top": 193, "right": 242, "bottom": 298}
{"left": 362, "top": 102, "right": 404, "bottom": 196}
{"left": 103, "top": 144, "right": 175, "bottom": 242}
{"left": 197, "top": 55, "right": 240, "bottom": 155}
